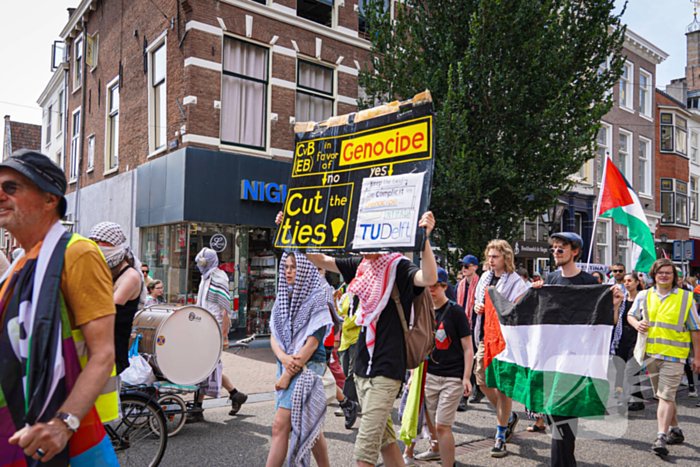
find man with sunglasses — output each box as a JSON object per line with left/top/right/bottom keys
{"left": 609, "top": 262, "right": 626, "bottom": 286}
{"left": 532, "top": 232, "right": 624, "bottom": 467}
{"left": 456, "top": 254, "right": 483, "bottom": 408}
{"left": 141, "top": 264, "right": 154, "bottom": 287}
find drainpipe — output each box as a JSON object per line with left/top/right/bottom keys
{"left": 73, "top": 18, "right": 88, "bottom": 233}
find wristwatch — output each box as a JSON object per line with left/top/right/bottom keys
{"left": 55, "top": 413, "right": 80, "bottom": 433}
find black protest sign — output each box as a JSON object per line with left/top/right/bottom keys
{"left": 275, "top": 92, "right": 435, "bottom": 253}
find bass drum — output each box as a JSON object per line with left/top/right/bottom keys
{"left": 132, "top": 305, "right": 222, "bottom": 385}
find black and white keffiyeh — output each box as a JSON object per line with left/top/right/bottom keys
{"left": 610, "top": 284, "right": 628, "bottom": 354}
{"left": 474, "top": 269, "right": 528, "bottom": 341}
{"left": 270, "top": 253, "right": 334, "bottom": 356}
{"left": 287, "top": 368, "right": 327, "bottom": 467}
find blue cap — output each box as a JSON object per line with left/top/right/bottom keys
{"left": 436, "top": 267, "right": 449, "bottom": 284}
{"left": 457, "top": 254, "right": 479, "bottom": 267}
{"left": 550, "top": 232, "right": 583, "bottom": 249}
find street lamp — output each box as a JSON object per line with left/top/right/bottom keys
{"left": 660, "top": 234, "right": 668, "bottom": 243}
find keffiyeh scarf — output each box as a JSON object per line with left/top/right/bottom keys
{"left": 347, "top": 252, "right": 406, "bottom": 373}
{"left": 287, "top": 368, "right": 327, "bottom": 467}
{"left": 456, "top": 274, "right": 479, "bottom": 322}
{"left": 196, "top": 248, "right": 232, "bottom": 316}
{"left": 270, "top": 253, "right": 334, "bottom": 357}
{"left": 0, "top": 222, "right": 118, "bottom": 467}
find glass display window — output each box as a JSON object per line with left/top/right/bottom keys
{"left": 141, "top": 223, "right": 189, "bottom": 304}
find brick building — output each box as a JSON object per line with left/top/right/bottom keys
{"left": 514, "top": 29, "right": 667, "bottom": 275}
{"left": 2, "top": 116, "right": 42, "bottom": 160}
{"left": 42, "top": 0, "right": 370, "bottom": 336}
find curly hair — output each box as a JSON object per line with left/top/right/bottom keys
{"left": 483, "top": 239, "right": 516, "bottom": 274}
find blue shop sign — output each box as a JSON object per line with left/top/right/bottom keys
{"left": 241, "top": 180, "right": 287, "bottom": 203}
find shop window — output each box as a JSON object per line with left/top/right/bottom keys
{"left": 638, "top": 136, "right": 651, "bottom": 195}
{"left": 221, "top": 37, "right": 268, "bottom": 150}
{"left": 106, "top": 79, "right": 119, "bottom": 170}
{"left": 149, "top": 40, "right": 167, "bottom": 153}
{"left": 619, "top": 61, "right": 633, "bottom": 110}
{"left": 639, "top": 69, "right": 652, "bottom": 118}
{"left": 297, "top": 0, "right": 333, "bottom": 27}
{"left": 141, "top": 224, "right": 190, "bottom": 305}
{"left": 692, "top": 176, "right": 699, "bottom": 222}
{"left": 296, "top": 60, "right": 334, "bottom": 123}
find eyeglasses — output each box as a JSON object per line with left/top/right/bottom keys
{"left": 612, "top": 269, "right": 624, "bottom": 273}
{"left": 549, "top": 248, "right": 569, "bottom": 254}
{"left": 0, "top": 181, "right": 20, "bottom": 196}
{"left": 655, "top": 271, "right": 674, "bottom": 276}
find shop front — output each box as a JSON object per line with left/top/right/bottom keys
{"left": 513, "top": 240, "right": 550, "bottom": 277}
{"left": 136, "top": 148, "right": 291, "bottom": 338}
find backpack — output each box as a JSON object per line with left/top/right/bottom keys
{"left": 391, "top": 283, "right": 436, "bottom": 369}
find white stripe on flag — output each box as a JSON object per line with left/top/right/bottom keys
{"left": 496, "top": 324, "right": 612, "bottom": 381}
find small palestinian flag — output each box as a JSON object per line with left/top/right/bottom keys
{"left": 484, "top": 285, "right": 615, "bottom": 418}
{"left": 598, "top": 157, "right": 655, "bottom": 272}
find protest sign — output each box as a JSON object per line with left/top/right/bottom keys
{"left": 275, "top": 91, "right": 435, "bottom": 253}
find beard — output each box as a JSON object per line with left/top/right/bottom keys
{"left": 555, "top": 256, "right": 573, "bottom": 267}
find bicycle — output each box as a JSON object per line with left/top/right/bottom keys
{"left": 105, "top": 387, "right": 168, "bottom": 467}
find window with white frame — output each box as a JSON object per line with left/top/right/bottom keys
{"left": 74, "top": 37, "right": 83, "bottom": 90}
{"left": 149, "top": 41, "right": 167, "bottom": 152}
{"left": 297, "top": 0, "right": 333, "bottom": 27}
{"left": 221, "top": 37, "right": 268, "bottom": 150}
{"left": 619, "top": 62, "right": 633, "bottom": 110}
{"left": 692, "top": 176, "right": 699, "bottom": 222}
{"left": 661, "top": 113, "right": 688, "bottom": 156}
{"left": 639, "top": 69, "right": 652, "bottom": 118}
{"left": 618, "top": 129, "right": 632, "bottom": 180}
{"left": 692, "top": 132, "right": 699, "bottom": 164}
{"left": 596, "top": 220, "right": 610, "bottom": 265}
{"left": 638, "top": 136, "right": 651, "bottom": 196}
{"left": 106, "top": 80, "right": 119, "bottom": 170}
{"left": 296, "top": 60, "right": 334, "bottom": 123}
{"left": 596, "top": 123, "right": 611, "bottom": 184}
{"left": 56, "top": 150, "right": 63, "bottom": 171}
{"left": 87, "top": 135, "right": 95, "bottom": 171}
{"left": 57, "top": 91, "right": 63, "bottom": 134}
{"left": 617, "top": 227, "right": 629, "bottom": 266}
{"left": 70, "top": 109, "right": 80, "bottom": 181}
{"left": 661, "top": 178, "right": 689, "bottom": 225}
{"left": 45, "top": 105, "right": 52, "bottom": 146}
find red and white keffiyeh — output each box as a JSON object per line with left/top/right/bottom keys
{"left": 456, "top": 274, "right": 479, "bottom": 322}
{"left": 348, "top": 252, "right": 407, "bottom": 373}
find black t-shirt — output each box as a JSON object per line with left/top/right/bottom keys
{"left": 428, "top": 301, "right": 472, "bottom": 378}
{"left": 544, "top": 270, "right": 599, "bottom": 286}
{"left": 617, "top": 299, "right": 638, "bottom": 353}
{"left": 445, "top": 282, "right": 457, "bottom": 301}
{"left": 336, "top": 257, "right": 423, "bottom": 382}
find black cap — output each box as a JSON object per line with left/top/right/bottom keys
{"left": 0, "top": 149, "right": 68, "bottom": 217}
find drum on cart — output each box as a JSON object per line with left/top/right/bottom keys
{"left": 132, "top": 305, "right": 222, "bottom": 385}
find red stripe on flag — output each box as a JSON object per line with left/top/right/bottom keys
{"left": 662, "top": 249, "right": 669, "bottom": 259}
{"left": 483, "top": 289, "right": 506, "bottom": 378}
{"left": 598, "top": 158, "right": 634, "bottom": 215}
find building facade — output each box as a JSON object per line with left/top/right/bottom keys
{"left": 37, "top": 65, "right": 68, "bottom": 169}
{"left": 40, "top": 0, "right": 370, "bottom": 337}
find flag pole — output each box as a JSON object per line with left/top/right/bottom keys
{"left": 586, "top": 151, "right": 609, "bottom": 272}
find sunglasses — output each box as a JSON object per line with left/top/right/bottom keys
{"left": 549, "top": 248, "right": 569, "bottom": 254}
{"left": 0, "top": 180, "right": 20, "bottom": 196}
{"left": 612, "top": 269, "right": 624, "bottom": 273}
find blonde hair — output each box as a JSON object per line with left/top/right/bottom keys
{"left": 483, "top": 240, "right": 516, "bottom": 275}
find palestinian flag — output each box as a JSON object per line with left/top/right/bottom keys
{"left": 598, "top": 157, "right": 655, "bottom": 272}
{"left": 484, "top": 285, "right": 615, "bottom": 418}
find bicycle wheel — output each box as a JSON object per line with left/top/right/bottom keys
{"left": 154, "top": 394, "right": 187, "bottom": 437}
{"left": 109, "top": 394, "right": 168, "bottom": 467}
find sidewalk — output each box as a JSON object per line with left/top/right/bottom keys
{"left": 221, "top": 343, "right": 277, "bottom": 395}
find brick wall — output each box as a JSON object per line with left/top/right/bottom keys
{"left": 63, "top": 0, "right": 371, "bottom": 192}
{"left": 8, "top": 121, "right": 41, "bottom": 152}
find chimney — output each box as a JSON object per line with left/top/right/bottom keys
{"left": 687, "top": 10, "right": 700, "bottom": 92}
{"left": 67, "top": 7, "right": 76, "bottom": 19}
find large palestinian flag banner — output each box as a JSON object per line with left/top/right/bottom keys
{"left": 484, "top": 285, "right": 615, "bottom": 418}
{"left": 597, "top": 157, "right": 655, "bottom": 272}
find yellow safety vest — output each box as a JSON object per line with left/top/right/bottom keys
{"left": 67, "top": 234, "right": 120, "bottom": 423}
{"left": 642, "top": 287, "right": 693, "bottom": 360}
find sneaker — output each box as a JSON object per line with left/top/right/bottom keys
{"left": 341, "top": 399, "right": 358, "bottom": 429}
{"left": 457, "top": 395, "right": 468, "bottom": 412}
{"left": 415, "top": 450, "right": 441, "bottom": 461}
{"left": 469, "top": 386, "right": 485, "bottom": 404}
{"left": 491, "top": 438, "right": 507, "bottom": 458}
{"left": 229, "top": 391, "right": 248, "bottom": 416}
{"left": 186, "top": 411, "right": 204, "bottom": 424}
{"left": 505, "top": 412, "right": 519, "bottom": 443}
{"left": 688, "top": 389, "right": 698, "bottom": 398}
{"left": 696, "top": 400, "right": 700, "bottom": 407}
{"left": 667, "top": 428, "right": 685, "bottom": 445}
{"left": 403, "top": 455, "right": 416, "bottom": 466}
{"left": 652, "top": 437, "right": 669, "bottom": 456}
{"left": 628, "top": 402, "right": 645, "bottom": 412}
{"left": 334, "top": 407, "right": 343, "bottom": 417}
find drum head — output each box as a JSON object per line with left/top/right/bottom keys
{"left": 154, "top": 307, "right": 222, "bottom": 385}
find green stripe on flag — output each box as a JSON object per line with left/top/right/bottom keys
{"left": 601, "top": 206, "right": 656, "bottom": 273}
{"left": 486, "top": 359, "right": 609, "bottom": 418}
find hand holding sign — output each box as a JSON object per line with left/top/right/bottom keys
{"left": 418, "top": 211, "right": 435, "bottom": 238}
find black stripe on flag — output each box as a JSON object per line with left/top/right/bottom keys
{"left": 489, "top": 284, "right": 615, "bottom": 327}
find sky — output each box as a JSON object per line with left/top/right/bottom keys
{"left": 0, "top": 0, "right": 695, "bottom": 127}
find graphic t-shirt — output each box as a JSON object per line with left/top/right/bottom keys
{"left": 336, "top": 257, "right": 423, "bottom": 382}
{"left": 428, "top": 301, "right": 472, "bottom": 378}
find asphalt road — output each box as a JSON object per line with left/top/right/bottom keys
{"left": 157, "top": 388, "right": 700, "bottom": 467}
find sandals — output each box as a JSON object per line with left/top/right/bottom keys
{"left": 527, "top": 423, "right": 546, "bottom": 432}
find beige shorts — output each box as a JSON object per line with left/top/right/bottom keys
{"left": 424, "top": 373, "right": 464, "bottom": 427}
{"left": 353, "top": 375, "right": 402, "bottom": 465}
{"left": 645, "top": 358, "right": 684, "bottom": 402}
{"left": 475, "top": 341, "right": 486, "bottom": 386}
